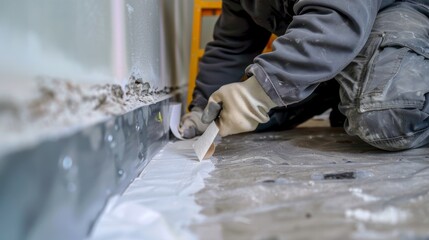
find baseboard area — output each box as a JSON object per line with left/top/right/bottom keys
{"left": 0, "top": 98, "right": 171, "bottom": 240}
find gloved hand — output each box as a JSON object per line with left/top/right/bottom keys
{"left": 179, "top": 107, "right": 209, "bottom": 139}
{"left": 201, "top": 76, "right": 277, "bottom": 137}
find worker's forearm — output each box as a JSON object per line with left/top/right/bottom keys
{"left": 247, "top": 0, "right": 385, "bottom": 107}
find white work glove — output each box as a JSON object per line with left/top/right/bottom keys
{"left": 201, "top": 76, "right": 277, "bottom": 137}
{"left": 179, "top": 107, "right": 209, "bottom": 139}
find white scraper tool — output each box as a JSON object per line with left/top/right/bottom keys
{"left": 193, "top": 122, "right": 219, "bottom": 161}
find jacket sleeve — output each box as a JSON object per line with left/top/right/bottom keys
{"left": 246, "top": 0, "right": 385, "bottom": 106}
{"left": 190, "top": 0, "right": 271, "bottom": 110}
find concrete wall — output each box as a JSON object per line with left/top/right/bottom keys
{"left": 0, "top": 0, "right": 165, "bottom": 101}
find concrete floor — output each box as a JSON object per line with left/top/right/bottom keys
{"left": 91, "top": 127, "right": 429, "bottom": 240}
{"left": 192, "top": 128, "right": 429, "bottom": 239}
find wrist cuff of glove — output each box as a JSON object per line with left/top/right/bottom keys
{"left": 244, "top": 76, "right": 277, "bottom": 110}
{"left": 246, "top": 64, "right": 285, "bottom": 107}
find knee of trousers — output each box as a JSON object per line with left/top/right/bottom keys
{"left": 345, "top": 108, "right": 429, "bottom": 151}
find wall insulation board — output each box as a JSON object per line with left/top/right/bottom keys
{"left": 0, "top": 99, "right": 171, "bottom": 240}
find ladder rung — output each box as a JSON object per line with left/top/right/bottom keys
{"left": 201, "top": 9, "right": 221, "bottom": 16}
{"left": 199, "top": 1, "right": 222, "bottom": 9}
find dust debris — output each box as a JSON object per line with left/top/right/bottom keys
{"left": 0, "top": 76, "right": 178, "bottom": 155}
{"left": 323, "top": 171, "right": 355, "bottom": 180}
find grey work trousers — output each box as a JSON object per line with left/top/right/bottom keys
{"left": 337, "top": 1, "right": 429, "bottom": 151}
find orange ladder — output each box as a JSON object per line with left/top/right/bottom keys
{"left": 187, "top": 0, "right": 275, "bottom": 107}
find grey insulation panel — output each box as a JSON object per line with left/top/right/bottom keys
{"left": 0, "top": 99, "right": 170, "bottom": 240}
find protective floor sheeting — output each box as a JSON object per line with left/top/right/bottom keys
{"left": 90, "top": 139, "right": 214, "bottom": 240}
{"left": 92, "top": 127, "right": 429, "bottom": 240}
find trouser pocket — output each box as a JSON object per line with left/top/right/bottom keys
{"left": 356, "top": 31, "right": 429, "bottom": 113}
{"left": 336, "top": 32, "right": 384, "bottom": 112}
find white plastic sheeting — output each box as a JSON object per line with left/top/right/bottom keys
{"left": 90, "top": 140, "right": 214, "bottom": 240}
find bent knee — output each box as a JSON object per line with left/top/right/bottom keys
{"left": 345, "top": 108, "right": 429, "bottom": 151}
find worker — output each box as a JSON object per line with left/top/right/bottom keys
{"left": 179, "top": 0, "right": 429, "bottom": 151}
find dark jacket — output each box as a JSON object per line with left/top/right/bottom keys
{"left": 191, "top": 0, "right": 397, "bottom": 110}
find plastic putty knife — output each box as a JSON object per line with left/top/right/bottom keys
{"left": 193, "top": 122, "right": 219, "bottom": 161}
